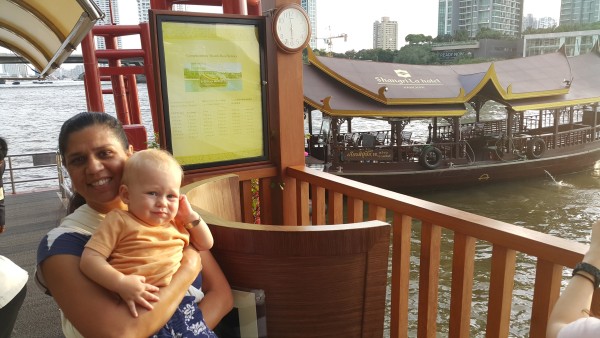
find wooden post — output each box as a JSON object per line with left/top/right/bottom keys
{"left": 593, "top": 103, "right": 598, "bottom": 141}
{"left": 263, "top": 0, "right": 306, "bottom": 225}
{"left": 507, "top": 108, "right": 514, "bottom": 154}
{"left": 554, "top": 109, "right": 560, "bottom": 148}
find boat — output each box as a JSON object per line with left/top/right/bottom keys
{"left": 303, "top": 48, "right": 600, "bottom": 193}
{"left": 0, "top": 1, "right": 594, "bottom": 337}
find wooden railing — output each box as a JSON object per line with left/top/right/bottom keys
{"left": 228, "top": 166, "right": 589, "bottom": 337}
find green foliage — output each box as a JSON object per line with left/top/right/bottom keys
{"left": 146, "top": 132, "right": 160, "bottom": 149}
{"left": 523, "top": 21, "right": 600, "bottom": 35}
{"left": 251, "top": 178, "right": 261, "bottom": 224}
{"left": 453, "top": 29, "right": 470, "bottom": 42}
{"left": 405, "top": 34, "right": 433, "bottom": 45}
{"left": 434, "top": 34, "right": 454, "bottom": 43}
{"left": 394, "top": 44, "right": 439, "bottom": 64}
{"left": 312, "top": 29, "right": 525, "bottom": 65}
{"left": 476, "top": 27, "right": 503, "bottom": 40}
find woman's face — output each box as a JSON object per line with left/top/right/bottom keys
{"left": 63, "top": 125, "right": 132, "bottom": 214}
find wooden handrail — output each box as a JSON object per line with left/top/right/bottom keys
{"left": 286, "top": 165, "right": 585, "bottom": 266}
{"left": 283, "top": 165, "right": 588, "bottom": 337}
{"left": 183, "top": 166, "right": 590, "bottom": 336}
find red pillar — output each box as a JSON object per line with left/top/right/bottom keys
{"left": 247, "top": 0, "right": 261, "bottom": 15}
{"left": 80, "top": 32, "right": 104, "bottom": 112}
{"left": 139, "top": 23, "right": 160, "bottom": 134}
{"left": 223, "top": 0, "right": 247, "bottom": 14}
{"left": 103, "top": 35, "right": 131, "bottom": 125}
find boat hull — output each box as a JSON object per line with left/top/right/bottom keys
{"left": 331, "top": 143, "right": 600, "bottom": 193}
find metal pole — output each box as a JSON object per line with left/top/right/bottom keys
{"left": 8, "top": 156, "right": 15, "bottom": 194}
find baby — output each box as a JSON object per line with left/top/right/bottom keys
{"left": 80, "top": 149, "right": 213, "bottom": 317}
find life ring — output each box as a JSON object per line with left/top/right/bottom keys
{"left": 419, "top": 146, "right": 442, "bottom": 170}
{"left": 526, "top": 138, "right": 546, "bottom": 159}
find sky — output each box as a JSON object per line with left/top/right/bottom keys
{"left": 0, "top": 0, "right": 563, "bottom": 61}
{"left": 118, "top": 0, "right": 562, "bottom": 53}
{"left": 313, "top": 0, "right": 561, "bottom": 53}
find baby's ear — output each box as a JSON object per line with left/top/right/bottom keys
{"left": 119, "top": 184, "right": 130, "bottom": 204}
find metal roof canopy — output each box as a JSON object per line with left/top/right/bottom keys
{"left": 0, "top": 0, "right": 103, "bottom": 77}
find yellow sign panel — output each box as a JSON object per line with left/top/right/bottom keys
{"left": 160, "top": 20, "right": 265, "bottom": 166}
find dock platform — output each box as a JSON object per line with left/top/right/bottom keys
{"left": 1, "top": 190, "right": 64, "bottom": 337}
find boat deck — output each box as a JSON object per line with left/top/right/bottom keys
{"left": 1, "top": 190, "right": 64, "bottom": 337}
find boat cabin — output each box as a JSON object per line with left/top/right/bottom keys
{"left": 303, "top": 48, "right": 600, "bottom": 192}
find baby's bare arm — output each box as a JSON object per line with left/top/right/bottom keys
{"left": 80, "top": 248, "right": 159, "bottom": 317}
{"left": 177, "top": 195, "right": 214, "bottom": 251}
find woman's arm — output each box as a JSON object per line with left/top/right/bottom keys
{"left": 41, "top": 247, "right": 201, "bottom": 338}
{"left": 197, "top": 250, "right": 233, "bottom": 329}
{"left": 547, "top": 220, "right": 600, "bottom": 338}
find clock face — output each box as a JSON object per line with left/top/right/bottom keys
{"left": 274, "top": 5, "right": 311, "bottom": 52}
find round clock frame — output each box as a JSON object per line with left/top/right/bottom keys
{"left": 272, "top": 3, "right": 311, "bottom": 53}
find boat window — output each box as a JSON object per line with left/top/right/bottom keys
{"left": 320, "top": 116, "right": 332, "bottom": 143}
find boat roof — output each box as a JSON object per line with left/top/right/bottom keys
{"left": 0, "top": 0, "right": 102, "bottom": 77}
{"left": 304, "top": 45, "right": 600, "bottom": 117}
{"left": 303, "top": 63, "right": 466, "bottom": 118}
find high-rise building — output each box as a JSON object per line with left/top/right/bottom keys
{"left": 93, "top": 0, "right": 122, "bottom": 49}
{"left": 3, "top": 64, "right": 28, "bottom": 77}
{"left": 136, "top": 1, "right": 205, "bottom": 23}
{"left": 523, "top": 13, "right": 538, "bottom": 31}
{"left": 438, "top": 0, "right": 453, "bottom": 36}
{"left": 301, "top": 0, "right": 317, "bottom": 48}
{"left": 137, "top": 0, "right": 150, "bottom": 23}
{"left": 538, "top": 16, "right": 557, "bottom": 29}
{"left": 373, "top": 17, "right": 398, "bottom": 50}
{"left": 438, "top": 0, "right": 524, "bottom": 38}
{"left": 560, "top": 0, "right": 600, "bottom": 25}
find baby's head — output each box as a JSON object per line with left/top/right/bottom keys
{"left": 120, "top": 149, "right": 183, "bottom": 226}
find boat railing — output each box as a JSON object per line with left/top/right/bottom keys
{"left": 522, "top": 108, "right": 584, "bottom": 130}
{"left": 266, "top": 165, "right": 587, "bottom": 337}
{"left": 2, "top": 152, "right": 68, "bottom": 197}
{"left": 337, "top": 130, "right": 392, "bottom": 147}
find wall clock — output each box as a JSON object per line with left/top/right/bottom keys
{"left": 272, "top": 3, "right": 311, "bottom": 53}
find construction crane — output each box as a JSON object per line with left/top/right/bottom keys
{"left": 317, "top": 33, "right": 348, "bottom": 55}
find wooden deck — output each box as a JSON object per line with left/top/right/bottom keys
{"left": 1, "top": 190, "right": 65, "bottom": 338}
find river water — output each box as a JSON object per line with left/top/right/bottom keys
{"left": 2, "top": 81, "right": 600, "bottom": 336}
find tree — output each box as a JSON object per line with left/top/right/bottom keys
{"left": 434, "top": 34, "right": 453, "bottom": 43}
{"left": 394, "top": 44, "right": 438, "bottom": 64}
{"left": 453, "top": 29, "right": 470, "bottom": 41}
{"left": 476, "top": 27, "right": 503, "bottom": 40}
{"left": 344, "top": 50, "right": 357, "bottom": 59}
{"left": 405, "top": 34, "right": 433, "bottom": 45}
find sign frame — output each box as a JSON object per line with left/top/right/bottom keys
{"left": 150, "top": 11, "right": 270, "bottom": 170}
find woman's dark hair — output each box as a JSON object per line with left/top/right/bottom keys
{"left": 59, "top": 112, "right": 130, "bottom": 213}
{"left": 0, "top": 137, "right": 7, "bottom": 161}
{"left": 59, "top": 112, "right": 129, "bottom": 160}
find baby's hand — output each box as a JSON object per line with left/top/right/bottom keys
{"left": 116, "top": 274, "right": 160, "bottom": 317}
{"left": 175, "top": 195, "right": 200, "bottom": 226}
